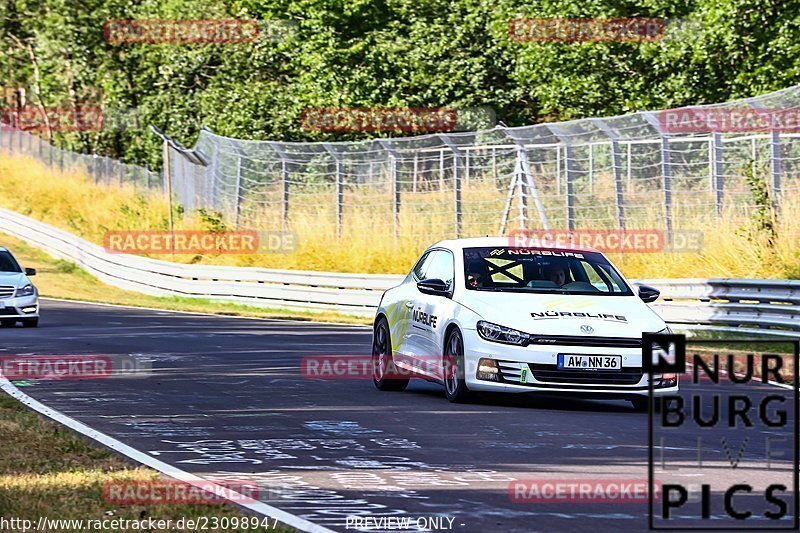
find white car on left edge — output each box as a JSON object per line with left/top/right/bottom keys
{"left": 0, "top": 246, "right": 39, "bottom": 328}
{"left": 371, "top": 237, "right": 677, "bottom": 410}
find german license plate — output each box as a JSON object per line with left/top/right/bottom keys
{"left": 557, "top": 354, "right": 622, "bottom": 371}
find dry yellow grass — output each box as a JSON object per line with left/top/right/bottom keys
{"left": 1, "top": 153, "right": 798, "bottom": 278}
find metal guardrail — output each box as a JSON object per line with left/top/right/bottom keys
{"left": 1, "top": 207, "right": 798, "bottom": 333}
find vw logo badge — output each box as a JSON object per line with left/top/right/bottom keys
{"left": 580, "top": 325, "right": 594, "bottom": 334}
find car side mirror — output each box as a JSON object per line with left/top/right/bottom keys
{"left": 417, "top": 278, "right": 451, "bottom": 297}
{"left": 24, "top": 268, "right": 36, "bottom": 276}
{"left": 638, "top": 284, "right": 660, "bottom": 303}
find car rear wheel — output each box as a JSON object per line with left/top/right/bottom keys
{"left": 21, "top": 318, "right": 38, "bottom": 328}
{"left": 443, "top": 329, "right": 472, "bottom": 403}
{"left": 372, "top": 317, "right": 409, "bottom": 391}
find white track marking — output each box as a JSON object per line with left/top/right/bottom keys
{"left": 0, "top": 377, "right": 336, "bottom": 533}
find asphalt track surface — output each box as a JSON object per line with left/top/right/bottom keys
{"left": 1, "top": 300, "right": 797, "bottom": 532}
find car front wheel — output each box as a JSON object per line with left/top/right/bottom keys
{"left": 443, "top": 329, "right": 472, "bottom": 403}
{"left": 22, "top": 318, "right": 38, "bottom": 328}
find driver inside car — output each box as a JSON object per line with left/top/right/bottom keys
{"left": 542, "top": 263, "right": 568, "bottom": 286}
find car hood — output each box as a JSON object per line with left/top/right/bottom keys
{"left": 0, "top": 272, "right": 27, "bottom": 287}
{"left": 459, "top": 290, "right": 665, "bottom": 337}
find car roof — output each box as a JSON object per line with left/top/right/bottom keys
{"left": 429, "top": 236, "right": 601, "bottom": 254}
{"left": 0, "top": 246, "right": 7, "bottom": 252}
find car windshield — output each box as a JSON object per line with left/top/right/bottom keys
{"left": 463, "top": 247, "right": 633, "bottom": 296}
{"left": 0, "top": 250, "right": 22, "bottom": 273}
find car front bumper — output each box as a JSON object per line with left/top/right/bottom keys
{"left": 0, "top": 294, "right": 40, "bottom": 319}
{"left": 461, "top": 328, "right": 678, "bottom": 397}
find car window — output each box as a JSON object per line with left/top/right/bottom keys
{"left": 0, "top": 251, "right": 22, "bottom": 273}
{"left": 423, "top": 250, "right": 455, "bottom": 291}
{"left": 412, "top": 251, "right": 434, "bottom": 280}
{"left": 580, "top": 260, "right": 611, "bottom": 292}
{"left": 462, "top": 247, "right": 633, "bottom": 296}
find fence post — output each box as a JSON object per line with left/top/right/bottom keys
{"left": 323, "top": 143, "right": 345, "bottom": 238}
{"left": 565, "top": 145, "right": 575, "bottom": 230}
{"left": 234, "top": 157, "right": 243, "bottom": 227}
{"left": 92, "top": 153, "right": 99, "bottom": 184}
{"left": 146, "top": 164, "right": 151, "bottom": 190}
{"left": 661, "top": 136, "right": 673, "bottom": 239}
{"left": 611, "top": 140, "right": 625, "bottom": 229}
{"left": 491, "top": 146, "right": 497, "bottom": 183}
{"left": 712, "top": 133, "right": 724, "bottom": 217}
{"left": 439, "top": 148, "right": 445, "bottom": 191}
{"left": 769, "top": 130, "right": 781, "bottom": 214}
{"left": 268, "top": 142, "right": 291, "bottom": 231}
{"left": 413, "top": 152, "right": 419, "bottom": 193}
{"left": 626, "top": 142, "right": 632, "bottom": 186}
{"left": 391, "top": 153, "right": 400, "bottom": 239}
{"left": 589, "top": 119, "right": 625, "bottom": 229}
{"left": 465, "top": 148, "right": 470, "bottom": 186}
{"left": 642, "top": 113, "right": 672, "bottom": 240}
{"left": 437, "top": 135, "right": 462, "bottom": 238}
{"left": 555, "top": 145, "right": 561, "bottom": 193}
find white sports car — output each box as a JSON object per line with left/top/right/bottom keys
{"left": 372, "top": 237, "right": 677, "bottom": 409}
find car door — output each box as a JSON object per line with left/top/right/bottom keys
{"left": 407, "top": 249, "right": 457, "bottom": 377}
{"left": 392, "top": 250, "right": 435, "bottom": 363}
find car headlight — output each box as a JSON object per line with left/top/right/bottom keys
{"left": 17, "top": 284, "right": 35, "bottom": 297}
{"left": 477, "top": 321, "right": 531, "bottom": 346}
